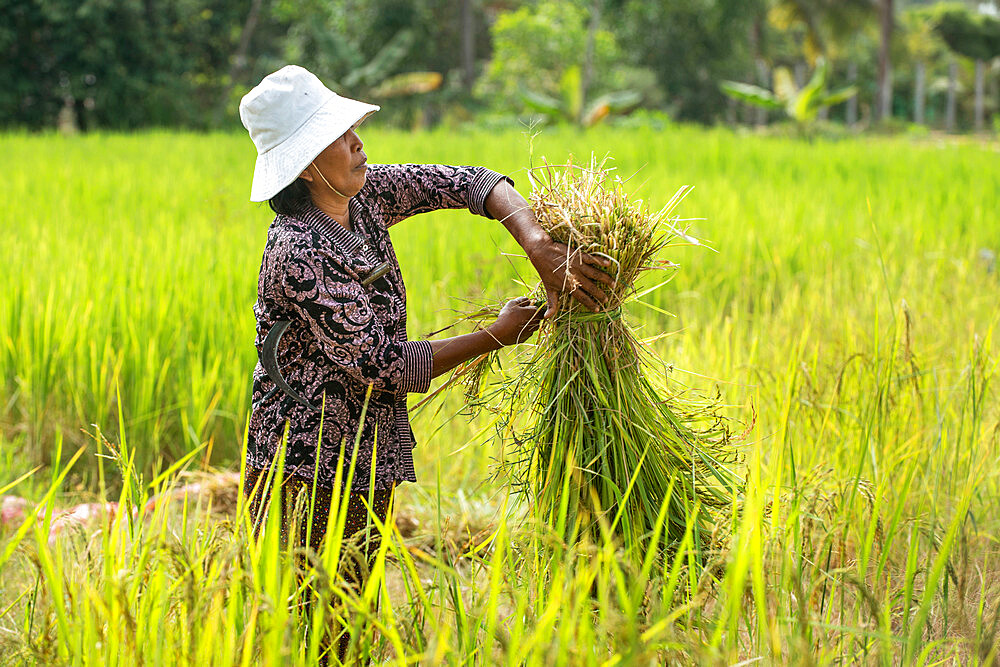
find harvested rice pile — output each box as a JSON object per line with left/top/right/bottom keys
{"left": 464, "top": 157, "right": 745, "bottom": 560}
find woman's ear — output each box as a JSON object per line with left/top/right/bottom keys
{"left": 299, "top": 166, "right": 314, "bottom": 183}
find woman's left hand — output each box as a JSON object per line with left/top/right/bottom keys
{"left": 526, "top": 237, "right": 616, "bottom": 318}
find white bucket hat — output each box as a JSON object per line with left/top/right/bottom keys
{"left": 239, "top": 65, "right": 379, "bottom": 202}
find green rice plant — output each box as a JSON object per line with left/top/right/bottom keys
{"left": 0, "top": 308, "right": 998, "bottom": 664}
{"left": 0, "top": 399, "right": 730, "bottom": 665}
{"left": 1, "top": 129, "right": 999, "bottom": 664}
{"left": 464, "top": 157, "right": 745, "bottom": 562}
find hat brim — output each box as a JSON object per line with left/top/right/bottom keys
{"left": 249, "top": 96, "right": 379, "bottom": 202}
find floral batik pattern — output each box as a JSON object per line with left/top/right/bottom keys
{"left": 247, "top": 164, "right": 511, "bottom": 491}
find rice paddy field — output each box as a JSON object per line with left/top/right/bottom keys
{"left": 0, "top": 125, "right": 998, "bottom": 664}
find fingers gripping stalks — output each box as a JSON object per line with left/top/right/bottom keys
{"left": 532, "top": 242, "right": 617, "bottom": 318}
{"left": 487, "top": 297, "right": 546, "bottom": 346}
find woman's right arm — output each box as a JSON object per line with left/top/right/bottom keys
{"left": 282, "top": 246, "right": 542, "bottom": 392}
{"left": 428, "top": 297, "right": 543, "bottom": 378}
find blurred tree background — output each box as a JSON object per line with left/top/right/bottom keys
{"left": 0, "top": 0, "right": 998, "bottom": 133}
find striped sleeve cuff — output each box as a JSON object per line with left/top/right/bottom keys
{"left": 400, "top": 339, "right": 434, "bottom": 394}
{"left": 468, "top": 168, "right": 515, "bottom": 219}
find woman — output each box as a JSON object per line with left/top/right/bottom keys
{"left": 238, "top": 65, "right": 613, "bottom": 664}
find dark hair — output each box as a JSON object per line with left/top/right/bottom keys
{"left": 268, "top": 178, "right": 312, "bottom": 216}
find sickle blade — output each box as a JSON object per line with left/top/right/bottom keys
{"left": 259, "top": 320, "right": 318, "bottom": 412}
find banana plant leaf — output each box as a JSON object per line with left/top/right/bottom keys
{"left": 821, "top": 85, "right": 859, "bottom": 108}
{"left": 521, "top": 90, "right": 566, "bottom": 119}
{"left": 583, "top": 90, "right": 642, "bottom": 127}
{"left": 719, "top": 81, "right": 783, "bottom": 110}
{"left": 592, "top": 90, "right": 642, "bottom": 113}
{"left": 371, "top": 71, "right": 443, "bottom": 98}
{"left": 560, "top": 66, "right": 583, "bottom": 123}
{"left": 792, "top": 57, "right": 829, "bottom": 122}
{"left": 773, "top": 67, "right": 797, "bottom": 106}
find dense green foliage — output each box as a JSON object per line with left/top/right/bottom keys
{"left": 616, "top": 0, "right": 763, "bottom": 122}
{"left": 0, "top": 128, "right": 998, "bottom": 662}
{"left": 481, "top": 2, "right": 624, "bottom": 111}
{"left": 3, "top": 0, "right": 998, "bottom": 130}
{"left": 0, "top": 0, "right": 495, "bottom": 130}
{"left": 0, "top": 0, "right": 249, "bottom": 129}
{"left": 930, "top": 2, "right": 1000, "bottom": 60}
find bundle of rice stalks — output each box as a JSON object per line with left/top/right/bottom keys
{"left": 463, "top": 157, "right": 745, "bottom": 561}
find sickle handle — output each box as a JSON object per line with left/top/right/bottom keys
{"left": 361, "top": 261, "right": 391, "bottom": 286}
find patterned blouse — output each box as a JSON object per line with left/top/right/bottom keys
{"left": 247, "top": 163, "right": 511, "bottom": 492}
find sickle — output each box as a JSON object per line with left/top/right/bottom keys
{"left": 254, "top": 320, "right": 318, "bottom": 412}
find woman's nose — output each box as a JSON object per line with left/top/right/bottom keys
{"left": 349, "top": 130, "right": 363, "bottom": 151}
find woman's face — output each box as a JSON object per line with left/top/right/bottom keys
{"left": 304, "top": 128, "right": 368, "bottom": 198}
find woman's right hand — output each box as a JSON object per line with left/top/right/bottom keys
{"left": 487, "top": 297, "right": 545, "bottom": 346}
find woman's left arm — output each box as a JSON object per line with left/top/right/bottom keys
{"left": 484, "top": 178, "right": 615, "bottom": 318}
{"left": 363, "top": 163, "right": 508, "bottom": 225}
{"left": 367, "top": 163, "right": 614, "bottom": 317}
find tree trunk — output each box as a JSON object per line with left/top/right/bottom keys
{"left": 946, "top": 60, "right": 957, "bottom": 132}
{"left": 974, "top": 59, "right": 984, "bottom": 132}
{"left": 756, "top": 59, "right": 769, "bottom": 127}
{"left": 726, "top": 96, "right": 737, "bottom": 126}
{"left": 817, "top": 63, "right": 828, "bottom": 121}
{"left": 745, "top": 16, "right": 763, "bottom": 126}
{"left": 794, "top": 62, "right": 806, "bottom": 89}
{"left": 216, "top": 0, "right": 266, "bottom": 126}
{"left": 461, "top": 0, "right": 475, "bottom": 91}
{"left": 846, "top": 61, "right": 858, "bottom": 127}
{"left": 57, "top": 96, "right": 78, "bottom": 136}
{"left": 741, "top": 67, "right": 756, "bottom": 125}
{"left": 877, "top": 0, "right": 894, "bottom": 121}
{"left": 579, "top": 0, "right": 601, "bottom": 125}
{"left": 914, "top": 61, "right": 925, "bottom": 125}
